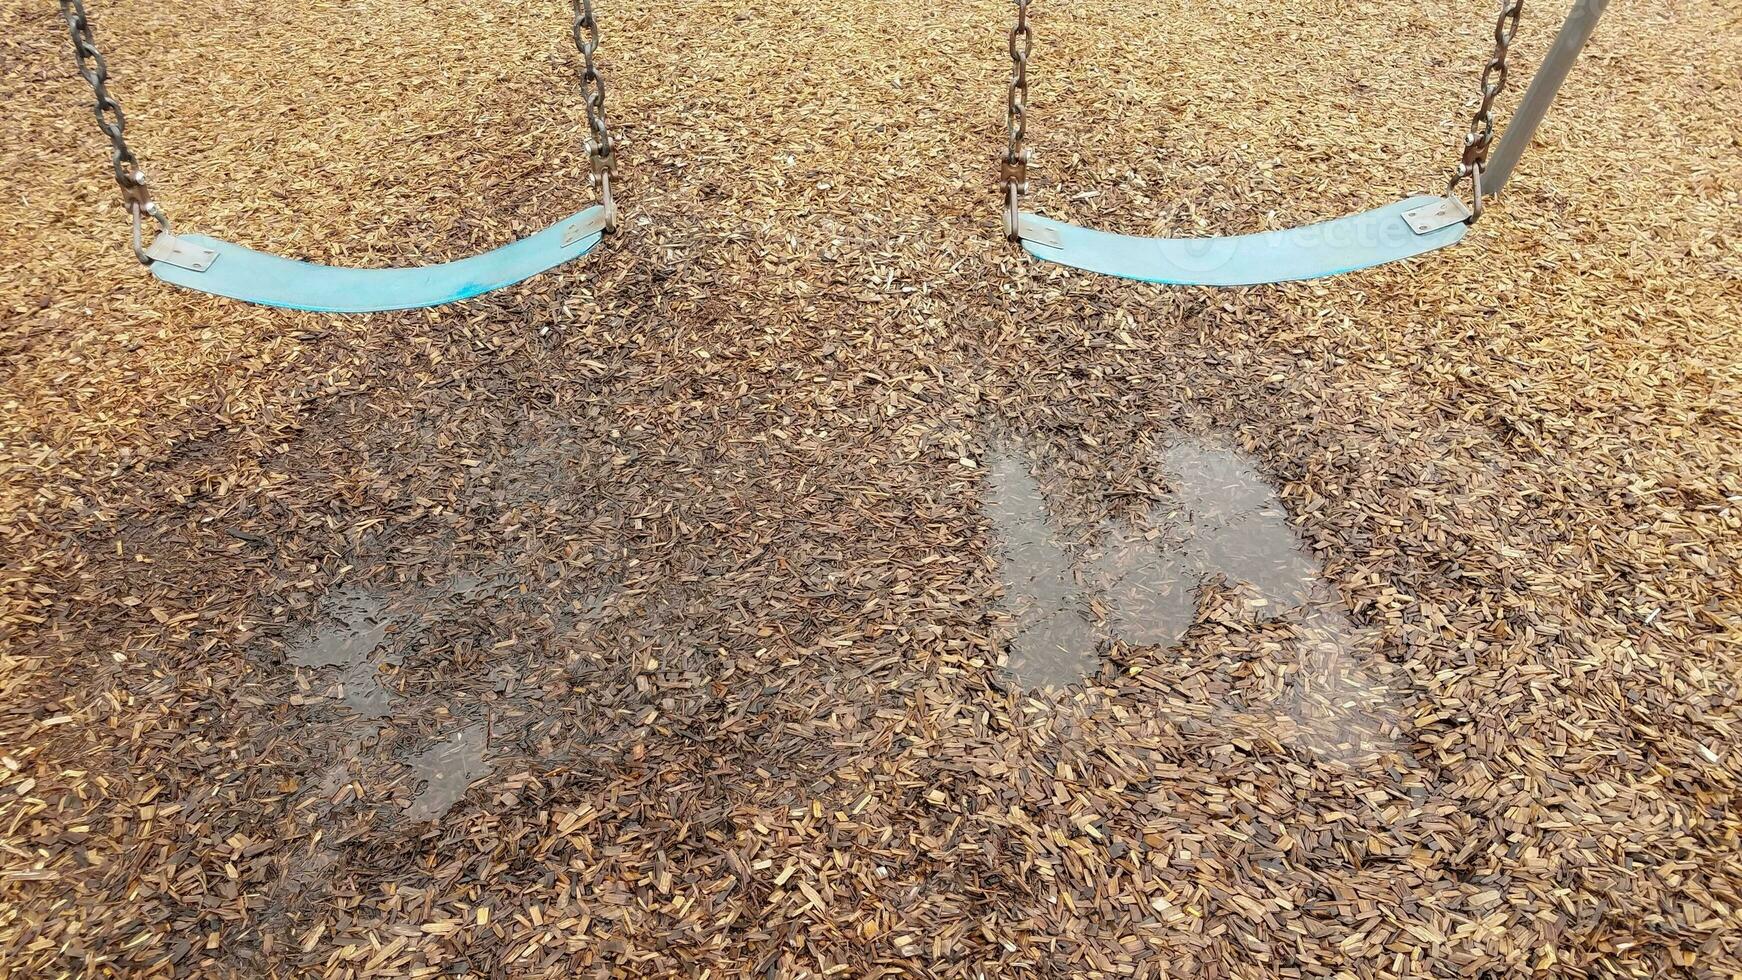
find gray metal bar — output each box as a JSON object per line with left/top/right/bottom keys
{"left": 1484, "top": 0, "right": 1611, "bottom": 195}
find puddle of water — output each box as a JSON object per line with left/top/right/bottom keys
{"left": 1079, "top": 520, "right": 1199, "bottom": 649}
{"left": 404, "top": 724, "right": 492, "bottom": 822}
{"left": 983, "top": 447, "right": 1099, "bottom": 689}
{"left": 981, "top": 434, "right": 1400, "bottom": 757}
{"left": 1147, "top": 439, "right": 1399, "bottom": 759}
{"left": 281, "top": 568, "right": 534, "bottom": 718}
{"left": 286, "top": 591, "right": 397, "bottom": 717}
{"left": 1161, "top": 442, "right": 1322, "bottom": 613}
{"left": 1270, "top": 591, "right": 1397, "bottom": 759}
{"left": 287, "top": 592, "right": 388, "bottom": 670}
{"left": 1083, "top": 442, "right": 1329, "bottom": 639}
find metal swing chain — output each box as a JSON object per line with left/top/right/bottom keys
{"left": 57, "top": 0, "right": 171, "bottom": 264}
{"left": 1450, "top": 0, "right": 1523, "bottom": 222}
{"left": 1002, "top": 0, "right": 1032, "bottom": 241}
{"left": 571, "top": 0, "right": 618, "bottom": 231}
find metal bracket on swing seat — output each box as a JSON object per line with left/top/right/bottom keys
{"left": 144, "top": 234, "right": 219, "bottom": 273}
{"left": 561, "top": 207, "right": 610, "bottom": 247}
{"left": 1401, "top": 197, "right": 1472, "bottom": 236}
{"left": 1016, "top": 213, "right": 1063, "bottom": 249}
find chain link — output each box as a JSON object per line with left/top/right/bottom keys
{"left": 1450, "top": 0, "right": 1523, "bottom": 222}
{"left": 58, "top": 0, "right": 167, "bottom": 262}
{"left": 572, "top": 0, "right": 618, "bottom": 230}
{"left": 1002, "top": 0, "right": 1032, "bottom": 241}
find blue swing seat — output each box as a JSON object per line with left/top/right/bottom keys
{"left": 146, "top": 205, "right": 609, "bottom": 313}
{"left": 1017, "top": 195, "right": 1468, "bottom": 286}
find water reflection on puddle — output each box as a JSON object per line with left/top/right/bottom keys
{"left": 285, "top": 590, "right": 397, "bottom": 717}
{"left": 404, "top": 724, "right": 491, "bottom": 822}
{"left": 279, "top": 571, "right": 531, "bottom": 825}
{"left": 1079, "top": 520, "right": 1198, "bottom": 649}
{"left": 983, "top": 449, "right": 1099, "bottom": 689}
{"left": 1272, "top": 593, "right": 1392, "bottom": 754}
{"left": 1156, "top": 442, "right": 1323, "bottom": 613}
{"left": 984, "top": 436, "right": 1381, "bottom": 725}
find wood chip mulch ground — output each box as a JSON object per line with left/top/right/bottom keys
{"left": 3, "top": 0, "right": 1740, "bottom": 975}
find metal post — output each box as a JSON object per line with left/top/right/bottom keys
{"left": 1484, "top": 0, "right": 1610, "bottom": 195}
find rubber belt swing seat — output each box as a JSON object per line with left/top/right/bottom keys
{"left": 1015, "top": 195, "right": 1469, "bottom": 287}
{"left": 146, "top": 205, "right": 610, "bottom": 314}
